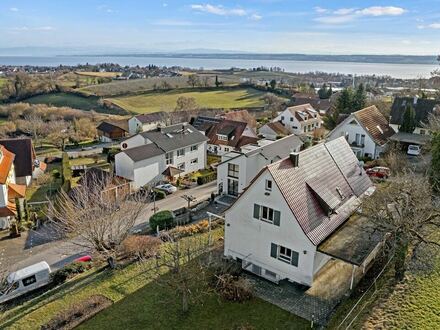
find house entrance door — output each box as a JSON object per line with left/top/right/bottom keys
{"left": 227, "top": 179, "right": 238, "bottom": 196}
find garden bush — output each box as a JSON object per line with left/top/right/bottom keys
{"left": 51, "top": 262, "right": 91, "bottom": 285}
{"left": 153, "top": 189, "right": 166, "bottom": 200}
{"left": 215, "top": 274, "right": 253, "bottom": 302}
{"left": 121, "top": 235, "right": 161, "bottom": 260}
{"left": 197, "top": 171, "right": 217, "bottom": 185}
{"left": 168, "top": 220, "right": 210, "bottom": 239}
{"left": 149, "top": 210, "right": 174, "bottom": 231}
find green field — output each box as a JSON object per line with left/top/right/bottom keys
{"left": 0, "top": 77, "right": 7, "bottom": 87}
{"left": 107, "top": 87, "right": 266, "bottom": 113}
{"left": 21, "top": 92, "right": 122, "bottom": 114}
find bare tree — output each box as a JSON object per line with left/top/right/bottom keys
{"left": 47, "top": 172, "right": 147, "bottom": 268}
{"left": 361, "top": 172, "right": 440, "bottom": 281}
{"left": 175, "top": 96, "right": 199, "bottom": 112}
{"left": 154, "top": 233, "right": 211, "bottom": 313}
{"left": 264, "top": 93, "right": 285, "bottom": 119}
{"left": 187, "top": 74, "right": 200, "bottom": 88}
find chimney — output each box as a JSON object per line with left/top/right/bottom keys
{"left": 290, "top": 152, "right": 299, "bottom": 168}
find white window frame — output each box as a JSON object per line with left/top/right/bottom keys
{"left": 177, "top": 148, "right": 185, "bottom": 157}
{"left": 190, "top": 158, "right": 198, "bottom": 164}
{"left": 261, "top": 206, "right": 275, "bottom": 223}
{"left": 217, "top": 134, "right": 228, "bottom": 141}
{"left": 177, "top": 162, "right": 185, "bottom": 170}
{"left": 190, "top": 145, "right": 198, "bottom": 152}
{"left": 165, "top": 152, "right": 173, "bottom": 165}
{"left": 265, "top": 179, "right": 272, "bottom": 191}
{"left": 278, "top": 246, "right": 292, "bottom": 263}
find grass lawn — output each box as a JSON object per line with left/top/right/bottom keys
{"left": 0, "top": 77, "right": 7, "bottom": 87}
{"left": 26, "top": 163, "right": 62, "bottom": 203}
{"left": 106, "top": 87, "right": 266, "bottom": 113}
{"left": 0, "top": 229, "right": 308, "bottom": 330}
{"left": 69, "top": 155, "right": 107, "bottom": 167}
{"left": 21, "top": 92, "right": 111, "bottom": 113}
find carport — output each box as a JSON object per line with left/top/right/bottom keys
{"left": 317, "top": 215, "right": 388, "bottom": 290}
{"left": 389, "top": 132, "right": 432, "bottom": 151}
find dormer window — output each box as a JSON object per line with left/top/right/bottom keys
{"left": 217, "top": 134, "right": 228, "bottom": 141}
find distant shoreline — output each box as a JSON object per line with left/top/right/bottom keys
{"left": 60, "top": 53, "right": 438, "bottom": 66}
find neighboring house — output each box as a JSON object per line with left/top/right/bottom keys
{"left": 224, "top": 137, "right": 377, "bottom": 286}
{"left": 292, "top": 94, "right": 331, "bottom": 114}
{"left": 217, "top": 135, "right": 303, "bottom": 198}
{"left": 0, "top": 138, "right": 38, "bottom": 186}
{"left": 327, "top": 105, "right": 395, "bottom": 159}
{"left": 115, "top": 123, "right": 208, "bottom": 189}
{"left": 0, "top": 145, "right": 26, "bottom": 230}
{"left": 390, "top": 96, "right": 440, "bottom": 135}
{"left": 220, "top": 110, "right": 257, "bottom": 130}
{"left": 274, "top": 104, "right": 322, "bottom": 136}
{"left": 193, "top": 117, "right": 259, "bottom": 155}
{"left": 97, "top": 121, "right": 128, "bottom": 142}
{"left": 128, "top": 112, "right": 168, "bottom": 135}
{"left": 259, "top": 122, "right": 291, "bottom": 140}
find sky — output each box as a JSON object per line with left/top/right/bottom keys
{"left": 1, "top": 0, "right": 440, "bottom": 55}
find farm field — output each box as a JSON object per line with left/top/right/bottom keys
{"left": 75, "top": 71, "right": 122, "bottom": 78}
{"left": 21, "top": 92, "right": 121, "bottom": 114}
{"left": 106, "top": 87, "right": 266, "bottom": 113}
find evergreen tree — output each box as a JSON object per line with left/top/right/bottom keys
{"left": 352, "top": 83, "right": 367, "bottom": 111}
{"left": 327, "top": 85, "right": 333, "bottom": 98}
{"left": 336, "top": 88, "right": 353, "bottom": 114}
{"left": 318, "top": 84, "right": 329, "bottom": 99}
{"left": 400, "top": 104, "right": 417, "bottom": 133}
{"left": 431, "top": 132, "right": 440, "bottom": 192}
{"left": 270, "top": 79, "right": 277, "bottom": 90}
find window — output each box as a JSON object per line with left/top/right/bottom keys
{"left": 191, "top": 158, "right": 198, "bottom": 164}
{"left": 253, "top": 204, "right": 280, "bottom": 226}
{"left": 177, "top": 162, "right": 185, "bottom": 170}
{"left": 224, "top": 147, "right": 230, "bottom": 152}
{"left": 217, "top": 134, "right": 228, "bottom": 141}
{"left": 190, "top": 145, "right": 198, "bottom": 152}
{"left": 270, "top": 243, "right": 299, "bottom": 266}
{"left": 290, "top": 117, "right": 293, "bottom": 122}
{"left": 281, "top": 116, "right": 284, "bottom": 121}
{"left": 420, "top": 129, "right": 426, "bottom": 135}
{"left": 292, "top": 126, "right": 298, "bottom": 129}
{"left": 304, "top": 126, "right": 307, "bottom": 133}
{"left": 265, "top": 179, "right": 272, "bottom": 191}
{"left": 360, "top": 134, "right": 365, "bottom": 145}
{"left": 177, "top": 148, "right": 185, "bottom": 157}
{"left": 355, "top": 133, "right": 360, "bottom": 145}
{"left": 22, "top": 275, "right": 37, "bottom": 287}
{"left": 228, "top": 163, "right": 239, "bottom": 178}
{"left": 165, "top": 152, "right": 173, "bottom": 165}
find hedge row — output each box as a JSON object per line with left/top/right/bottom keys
{"left": 197, "top": 171, "right": 217, "bottom": 185}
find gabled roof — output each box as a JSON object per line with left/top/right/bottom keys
{"left": 353, "top": 106, "right": 395, "bottom": 146}
{"left": 0, "top": 145, "right": 15, "bottom": 184}
{"left": 205, "top": 119, "right": 249, "bottom": 148}
{"left": 192, "top": 116, "right": 222, "bottom": 133}
{"left": 390, "top": 97, "right": 440, "bottom": 127}
{"left": 0, "top": 138, "right": 35, "bottom": 177}
{"left": 246, "top": 134, "right": 304, "bottom": 160}
{"left": 134, "top": 111, "right": 167, "bottom": 124}
{"left": 122, "top": 143, "right": 165, "bottom": 162}
{"left": 263, "top": 122, "right": 290, "bottom": 136}
{"left": 140, "top": 123, "right": 208, "bottom": 152}
{"left": 293, "top": 96, "right": 331, "bottom": 111}
{"left": 248, "top": 137, "right": 372, "bottom": 245}
{"left": 97, "top": 121, "right": 128, "bottom": 133}
{"left": 285, "top": 104, "right": 319, "bottom": 122}
{"left": 221, "top": 110, "right": 257, "bottom": 129}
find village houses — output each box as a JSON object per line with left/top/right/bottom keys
{"left": 273, "top": 104, "right": 323, "bottom": 136}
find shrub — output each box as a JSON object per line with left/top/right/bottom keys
{"left": 215, "top": 274, "right": 253, "bottom": 302}
{"left": 121, "top": 235, "right": 161, "bottom": 260}
{"left": 197, "top": 171, "right": 217, "bottom": 185}
{"left": 153, "top": 189, "right": 166, "bottom": 200}
{"left": 149, "top": 210, "right": 174, "bottom": 231}
{"left": 51, "top": 262, "right": 91, "bottom": 285}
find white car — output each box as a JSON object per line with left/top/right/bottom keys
{"left": 407, "top": 145, "right": 421, "bottom": 156}
{"left": 155, "top": 183, "right": 177, "bottom": 194}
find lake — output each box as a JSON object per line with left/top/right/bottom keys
{"left": 0, "top": 55, "right": 436, "bottom": 79}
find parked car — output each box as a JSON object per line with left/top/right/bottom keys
{"left": 407, "top": 144, "right": 421, "bottom": 156}
{"left": 0, "top": 262, "right": 51, "bottom": 304}
{"left": 155, "top": 183, "right": 177, "bottom": 194}
{"left": 74, "top": 255, "right": 92, "bottom": 263}
{"left": 366, "top": 166, "right": 390, "bottom": 179}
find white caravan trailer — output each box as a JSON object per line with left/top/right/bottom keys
{"left": 0, "top": 261, "right": 52, "bottom": 304}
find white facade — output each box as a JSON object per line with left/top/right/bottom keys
{"left": 128, "top": 117, "right": 165, "bottom": 136}
{"left": 0, "top": 163, "right": 16, "bottom": 229}
{"left": 115, "top": 142, "right": 207, "bottom": 189}
{"left": 224, "top": 170, "right": 329, "bottom": 286}
{"left": 274, "top": 107, "right": 322, "bottom": 136}
{"left": 120, "top": 134, "right": 147, "bottom": 150}
{"left": 389, "top": 124, "right": 430, "bottom": 136}
{"left": 258, "top": 125, "right": 281, "bottom": 140}
{"left": 327, "top": 116, "right": 389, "bottom": 159}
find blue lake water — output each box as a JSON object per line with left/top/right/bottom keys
{"left": 0, "top": 55, "right": 436, "bottom": 79}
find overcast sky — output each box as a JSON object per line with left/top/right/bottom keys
{"left": 1, "top": 0, "right": 440, "bottom": 55}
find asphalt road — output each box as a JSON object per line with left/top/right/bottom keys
{"left": 0, "top": 181, "right": 217, "bottom": 272}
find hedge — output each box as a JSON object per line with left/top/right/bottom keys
{"left": 197, "top": 171, "right": 217, "bottom": 185}
{"left": 153, "top": 189, "right": 166, "bottom": 200}
{"left": 149, "top": 210, "right": 174, "bottom": 231}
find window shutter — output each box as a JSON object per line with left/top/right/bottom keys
{"left": 273, "top": 210, "right": 281, "bottom": 226}
{"left": 291, "top": 251, "right": 299, "bottom": 267}
{"left": 253, "top": 204, "right": 260, "bottom": 220}
{"left": 270, "top": 243, "right": 278, "bottom": 258}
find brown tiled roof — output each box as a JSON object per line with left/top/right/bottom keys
{"left": 0, "top": 145, "right": 15, "bottom": 184}
{"left": 0, "top": 202, "right": 16, "bottom": 217}
{"left": 8, "top": 183, "right": 26, "bottom": 199}
{"left": 221, "top": 110, "right": 257, "bottom": 129}
{"left": 266, "top": 122, "right": 290, "bottom": 136}
{"left": 0, "top": 138, "right": 35, "bottom": 177}
{"left": 266, "top": 137, "right": 372, "bottom": 245}
{"left": 97, "top": 120, "right": 128, "bottom": 133}
{"left": 286, "top": 104, "right": 320, "bottom": 122}
{"left": 135, "top": 111, "right": 167, "bottom": 124}
{"left": 293, "top": 96, "right": 331, "bottom": 111}
{"left": 206, "top": 120, "right": 247, "bottom": 148}
{"left": 353, "top": 106, "right": 395, "bottom": 146}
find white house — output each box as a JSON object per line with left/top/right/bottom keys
{"left": 115, "top": 123, "right": 208, "bottom": 189}
{"left": 0, "top": 145, "right": 26, "bottom": 230}
{"left": 128, "top": 112, "right": 167, "bottom": 135}
{"left": 217, "top": 135, "right": 303, "bottom": 197}
{"left": 224, "top": 137, "right": 376, "bottom": 286}
{"left": 274, "top": 104, "right": 322, "bottom": 136}
{"left": 258, "top": 122, "right": 290, "bottom": 140}
{"left": 327, "top": 105, "right": 395, "bottom": 159}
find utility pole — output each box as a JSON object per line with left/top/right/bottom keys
{"left": 181, "top": 194, "right": 196, "bottom": 223}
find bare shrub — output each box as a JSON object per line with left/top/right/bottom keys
{"left": 215, "top": 274, "right": 253, "bottom": 302}
{"left": 121, "top": 235, "right": 161, "bottom": 260}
